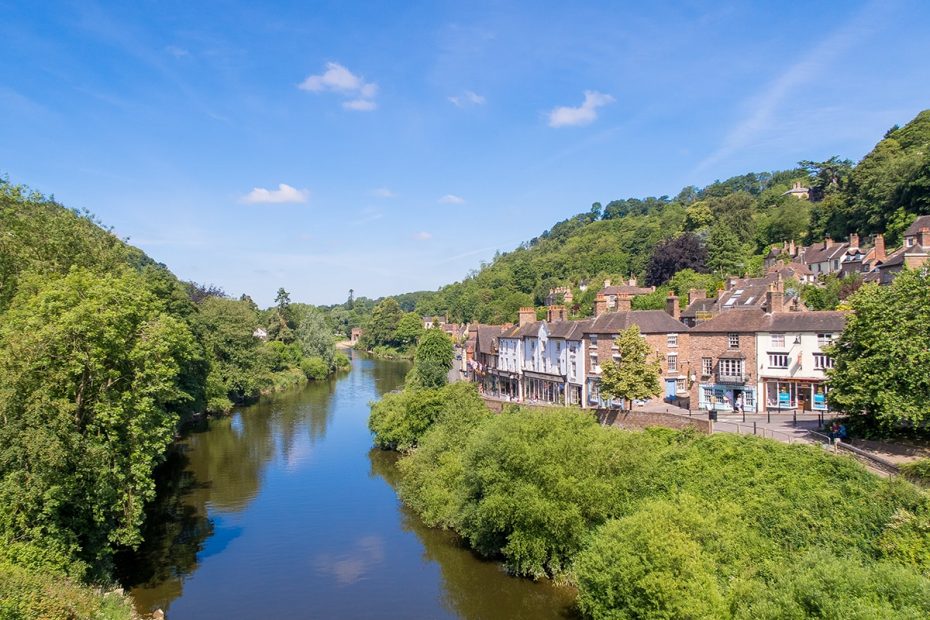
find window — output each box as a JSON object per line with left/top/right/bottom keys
{"left": 667, "top": 354, "right": 678, "bottom": 372}
{"left": 667, "top": 333, "right": 678, "bottom": 347}
{"left": 907, "top": 237, "right": 915, "bottom": 247}
{"left": 701, "top": 357, "right": 713, "bottom": 377}
{"left": 728, "top": 333, "right": 739, "bottom": 348}
{"left": 768, "top": 353, "right": 789, "bottom": 368}
{"left": 676, "top": 378, "right": 686, "bottom": 392}
{"left": 771, "top": 333, "right": 785, "bottom": 347}
{"left": 588, "top": 335, "right": 598, "bottom": 348}
{"left": 719, "top": 358, "right": 743, "bottom": 377}
{"left": 813, "top": 353, "right": 834, "bottom": 370}
{"left": 817, "top": 333, "right": 833, "bottom": 346}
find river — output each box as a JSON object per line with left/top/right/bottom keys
{"left": 121, "top": 352, "right": 577, "bottom": 619}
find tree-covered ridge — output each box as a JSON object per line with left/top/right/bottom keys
{"left": 397, "top": 109, "right": 930, "bottom": 324}
{"left": 0, "top": 178, "right": 348, "bottom": 610}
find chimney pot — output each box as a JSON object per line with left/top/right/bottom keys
{"left": 594, "top": 293, "right": 608, "bottom": 317}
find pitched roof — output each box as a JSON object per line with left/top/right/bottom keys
{"left": 585, "top": 310, "right": 686, "bottom": 335}
{"left": 547, "top": 319, "right": 588, "bottom": 340}
{"left": 691, "top": 309, "right": 847, "bottom": 333}
{"left": 904, "top": 215, "right": 930, "bottom": 237}
{"left": 475, "top": 325, "right": 504, "bottom": 355}
{"left": 600, "top": 284, "right": 655, "bottom": 296}
{"left": 681, "top": 297, "right": 717, "bottom": 319}
{"left": 802, "top": 241, "right": 850, "bottom": 265}
{"left": 767, "top": 311, "right": 847, "bottom": 332}
{"left": 877, "top": 244, "right": 930, "bottom": 269}
{"left": 689, "top": 308, "right": 769, "bottom": 333}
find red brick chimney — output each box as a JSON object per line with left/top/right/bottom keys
{"left": 823, "top": 235, "right": 833, "bottom": 249}
{"left": 547, "top": 305, "right": 567, "bottom": 322}
{"left": 594, "top": 293, "right": 607, "bottom": 317}
{"left": 789, "top": 239, "right": 797, "bottom": 257}
{"left": 765, "top": 281, "right": 784, "bottom": 313}
{"left": 615, "top": 293, "right": 632, "bottom": 312}
{"left": 665, "top": 293, "right": 680, "bottom": 320}
{"left": 849, "top": 232, "right": 859, "bottom": 248}
{"left": 688, "top": 288, "right": 706, "bottom": 305}
{"left": 873, "top": 234, "right": 886, "bottom": 261}
{"left": 518, "top": 307, "right": 536, "bottom": 327}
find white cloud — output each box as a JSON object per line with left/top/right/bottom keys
{"left": 371, "top": 187, "right": 395, "bottom": 198}
{"left": 438, "top": 194, "right": 465, "bottom": 205}
{"left": 414, "top": 231, "right": 433, "bottom": 240}
{"left": 547, "top": 91, "right": 614, "bottom": 128}
{"left": 241, "top": 183, "right": 309, "bottom": 204}
{"left": 449, "top": 90, "right": 486, "bottom": 107}
{"left": 343, "top": 98, "right": 377, "bottom": 111}
{"left": 299, "top": 62, "right": 378, "bottom": 111}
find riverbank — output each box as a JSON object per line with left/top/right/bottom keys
{"left": 370, "top": 382, "right": 930, "bottom": 618}
{"left": 121, "top": 353, "right": 575, "bottom": 619}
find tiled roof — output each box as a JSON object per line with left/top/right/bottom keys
{"left": 904, "top": 215, "right": 930, "bottom": 237}
{"left": 768, "top": 311, "right": 847, "bottom": 332}
{"left": 475, "top": 325, "right": 504, "bottom": 355}
{"left": 681, "top": 297, "right": 717, "bottom": 318}
{"left": 547, "top": 319, "right": 588, "bottom": 340}
{"left": 689, "top": 308, "right": 769, "bottom": 333}
{"left": 691, "top": 309, "right": 847, "bottom": 333}
{"left": 802, "top": 242, "right": 850, "bottom": 265}
{"left": 585, "top": 310, "right": 686, "bottom": 334}
{"left": 601, "top": 285, "right": 655, "bottom": 296}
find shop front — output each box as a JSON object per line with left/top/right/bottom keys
{"left": 697, "top": 383, "right": 757, "bottom": 413}
{"left": 763, "top": 379, "right": 830, "bottom": 412}
{"left": 482, "top": 370, "right": 520, "bottom": 400}
{"left": 523, "top": 371, "right": 566, "bottom": 405}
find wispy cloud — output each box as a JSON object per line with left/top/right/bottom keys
{"left": 165, "top": 45, "right": 189, "bottom": 58}
{"left": 694, "top": 3, "right": 882, "bottom": 174}
{"left": 448, "top": 90, "right": 485, "bottom": 107}
{"left": 350, "top": 207, "right": 383, "bottom": 225}
{"left": 299, "top": 62, "right": 378, "bottom": 111}
{"left": 370, "top": 187, "right": 395, "bottom": 198}
{"left": 547, "top": 91, "right": 614, "bottom": 128}
{"left": 414, "top": 231, "right": 433, "bottom": 240}
{"left": 241, "top": 183, "right": 309, "bottom": 204}
{"left": 438, "top": 194, "right": 465, "bottom": 205}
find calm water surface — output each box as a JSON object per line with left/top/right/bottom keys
{"left": 122, "top": 353, "right": 576, "bottom": 619}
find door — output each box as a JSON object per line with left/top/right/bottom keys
{"left": 665, "top": 379, "right": 676, "bottom": 401}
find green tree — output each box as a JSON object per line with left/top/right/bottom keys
{"left": 366, "top": 298, "right": 404, "bottom": 347}
{"left": 828, "top": 270, "right": 930, "bottom": 431}
{"left": 0, "top": 268, "right": 199, "bottom": 572}
{"left": 707, "top": 224, "right": 744, "bottom": 275}
{"left": 296, "top": 308, "right": 335, "bottom": 368}
{"left": 407, "top": 329, "right": 454, "bottom": 389}
{"left": 597, "top": 326, "right": 662, "bottom": 409}
{"left": 394, "top": 312, "right": 424, "bottom": 349}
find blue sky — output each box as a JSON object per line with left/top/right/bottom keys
{"left": 2, "top": 0, "right": 929, "bottom": 306}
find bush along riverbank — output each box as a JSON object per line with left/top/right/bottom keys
{"left": 369, "top": 382, "right": 930, "bottom": 618}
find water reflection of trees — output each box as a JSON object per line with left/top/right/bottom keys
{"left": 115, "top": 444, "right": 213, "bottom": 611}
{"left": 367, "top": 449, "right": 579, "bottom": 620}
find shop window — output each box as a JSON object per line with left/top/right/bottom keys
{"left": 766, "top": 381, "right": 797, "bottom": 409}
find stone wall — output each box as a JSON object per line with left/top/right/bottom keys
{"left": 596, "top": 408, "right": 711, "bottom": 433}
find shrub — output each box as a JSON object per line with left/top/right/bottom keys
{"left": 301, "top": 356, "right": 330, "bottom": 381}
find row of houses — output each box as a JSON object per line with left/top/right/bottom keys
{"left": 467, "top": 278, "right": 846, "bottom": 414}
{"left": 764, "top": 215, "right": 930, "bottom": 285}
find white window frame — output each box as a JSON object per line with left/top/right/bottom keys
{"left": 701, "top": 357, "right": 713, "bottom": 377}
{"left": 817, "top": 333, "right": 833, "bottom": 346}
{"left": 768, "top": 353, "right": 789, "bottom": 369}
{"left": 728, "top": 333, "right": 739, "bottom": 348}
{"left": 771, "top": 333, "right": 785, "bottom": 348}
{"left": 667, "top": 354, "right": 678, "bottom": 372}
{"left": 667, "top": 333, "right": 678, "bottom": 348}
{"left": 813, "top": 353, "right": 834, "bottom": 370}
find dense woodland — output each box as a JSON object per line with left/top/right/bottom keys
{"left": 0, "top": 181, "right": 347, "bottom": 616}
